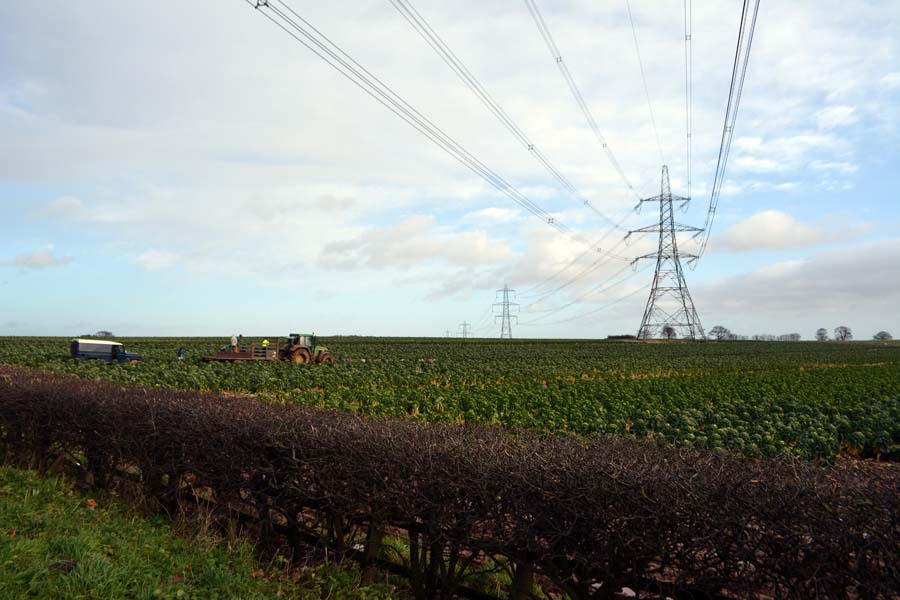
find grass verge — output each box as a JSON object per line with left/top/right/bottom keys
{"left": 0, "top": 465, "right": 399, "bottom": 599}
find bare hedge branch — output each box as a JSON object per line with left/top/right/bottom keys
{"left": 1, "top": 365, "right": 898, "bottom": 599}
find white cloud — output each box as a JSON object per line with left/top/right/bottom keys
{"left": 0, "top": 0, "right": 898, "bottom": 335}
{"left": 462, "top": 206, "right": 522, "bottom": 223}
{"left": 732, "top": 156, "right": 783, "bottom": 173}
{"left": 814, "top": 105, "right": 859, "bottom": 129}
{"left": 718, "top": 180, "right": 742, "bottom": 196}
{"left": 133, "top": 249, "right": 179, "bottom": 271}
{"left": 772, "top": 182, "right": 798, "bottom": 191}
{"left": 698, "top": 238, "right": 900, "bottom": 335}
{"left": 816, "top": 178, "right": 855, "bottom": 192}
{"left": 715, "top": 210, "right": 842, "bottom": 252}
{"left": 318, "top": 215, "right": 513, "bottom": 272}
{"left": 731, "top": 134, "right": 847, "bottom": 173}
{"left": 44, "top": 195, "right": 84, "bottom": 216}
{"left": 880, "top": 72, "right": 900, "bottom": 89}
{"left": 1, "top": 250, "right": 72, "bottom": 269}
{"left": 809, "top": 160, "right": 858, "bottom": 174}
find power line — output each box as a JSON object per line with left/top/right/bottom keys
{"left": 516, "top": 242, "right": 598, "bottom": 298}
{"left": 683, "top": 0, "right": 693, "bottom": 204}
{"left": 524, "top": 0, "right": 640, "bottom": 202}
{"left": 389, "top": 0, "right": 626, "bottom": 232}
{"left": 524, "top": 260, "right": 635, "bottom": 313}
{"left": 472, "top": 302, "right": 496, "bottom": 331}
{"left": 517, "top": 228, "right": 633, "bottom": 296}
{"left": 519, "top": 272, "right": 649, "bottom": 327}
{"left": 625, "top": 0, "right": 665, "bottom": 166}
{"left": 521, "top": 255, "right": 613, "bottom": 308}
{"left": 520, "top": 260, "right": 648, "bottom": 323}
{"left": 458, "top": 321, "right": 472, "bottom": 339}
{"left": 696, "top": 0, "right": 761, "bottom": 259}
{"left": 246, "top": 0, "right": 622, "bottom": 259}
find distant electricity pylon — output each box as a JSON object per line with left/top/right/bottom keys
{"left": 626, "top": 165, "right": 705, "bottom": 340}
{"left": 444, "top": 329, "right": 451, "bottom": 338}
{"left": 493, "top": 284, "right": 519, "bottom": 339}
{"left": 458, "top": 321, "right": 471, "bottom": 340}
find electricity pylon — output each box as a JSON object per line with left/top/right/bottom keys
{"left": 458, "top": 321, "right": 471, "bottom": 340}
{"left": 493, "top": 284, "right": 518, "bottom": 339}
{"left": 626, "top": 165, "right": 705, "bottom": 340}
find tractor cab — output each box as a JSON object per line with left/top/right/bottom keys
{"left": 288, "top": 333, "right": 312, "bottom": 347}
{"left": 284, "top": 333, "right": 333, "bottom": 364}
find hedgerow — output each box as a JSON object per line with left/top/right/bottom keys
{"left": 1, "top": 365, "right": 898, "bottom": 599}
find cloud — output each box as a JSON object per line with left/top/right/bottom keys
{"left": 809, "top": 160, "right": 858, "bottom": 174}
{"left": 880, "top": 72, "right": 900, "bottom": 89}
{"left": 0, "top": 250, "right": 72, "bottom": 269}
{"left": 462, "top": 206, "right": 522, "bottom": 223}
{"left": 731, "top": 156, "right": 783, "bottom": 173}
{"left": 772, "top": 182, "right": 799, "bottom": 191}
{"left": 133, "top": 249, "right": 179, "bottom": 270}
{"left": 318, "top": 216, "right": 513, "bottom": 271}
{"left": 731, "top": 134, "right": 847, "bottom": 173}
{"left": 44, "top": 195, "right": 84, "bottom": 216}
{"left": 0, "top": 0, "right": 898, "bottom": 337}
{"left": 814, "top": 105, "right": 859, "bottom": 129}
{"left": 698, "top": 238, "right": 900, "bottom": 332}
{"left": 816, "top": 178, "right": 855, "bottom": 192}
{"left": 714, "top": 210, "right": 844, "bottom": 252}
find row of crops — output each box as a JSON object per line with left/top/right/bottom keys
{"left": 2, "top": 336, "right": 899, "bottom": 461}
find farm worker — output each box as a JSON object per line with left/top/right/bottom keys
{"left": 261, "top": 339, "right": 269, "bottom": 348}
{"left": 230, "top": 334, "right": 238, "bottom": 352}
{"left": 238, "top": 334, "right": 243, "bottom": 348}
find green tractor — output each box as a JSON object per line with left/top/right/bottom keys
{"left": 280, "top": 333, "right": 334, "bottom": 364}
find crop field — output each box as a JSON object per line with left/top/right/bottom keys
{"left": 2, "top": 336, "right": 899, "bottom": 461}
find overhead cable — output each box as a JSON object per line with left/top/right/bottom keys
{"left": 524, "top": 0, "right": 641, "bottom": 202}
{"left": 625, "top": 0, "right": 665, "bottom": 166}
{"left": 522, "top": 260, "right": 644, "bottom": 318}
{"left": 521, "top": 285, "right": 647, "bottom": 327}
{"left": 519, "top": 263, "right": 650, "bottom": 326}
{"left": 390, "top": 0, "right": 625, "bottom": 232}
{"left": 697, "top": 0, "right": 760, "bottom": 259}
{"left": 683, "top": 0, "right": 693, "bottom": 203}
{"left": 521, "top": 256, "right": 614, "bottom": 308}
{"left": 516, "top": 242, "right": 598, "bottom": 298}
{"left": 246, "top": 0, "right": 628, "bottom": 262}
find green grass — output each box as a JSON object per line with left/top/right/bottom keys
{"left": 0, "top": 466, "right": 399, "bottom": 599}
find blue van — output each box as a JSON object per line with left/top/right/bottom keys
{"left": 70, "top": 339, "right": 143, "bottom": 363}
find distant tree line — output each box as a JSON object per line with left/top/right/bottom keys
{"left": 708, "top": 326, "right": 800, "bottom": 341}
{"left": 815, "top": 326, "right": 892, "bottom": 342}
{"left": 77, "top": 330, "right": 115, "bottom": 339}
{"left": 708, "top": 326, "right": 893, "bottom": 342}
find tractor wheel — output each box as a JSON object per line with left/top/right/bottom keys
{"left": 291, "top": 349, "right": 311, "bottom": 364}
{"left": 319, "top": 353, "right": 334, "bottom": 364}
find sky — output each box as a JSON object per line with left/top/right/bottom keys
{"left": 1, "top": 1, "right": 899, "bottom": 339}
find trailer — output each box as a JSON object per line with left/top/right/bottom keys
{"left": 202, "top": 342, "right": 279, "bottom": 362}
{"left": 202, "top": 334, "right": 333, "bottom": 365}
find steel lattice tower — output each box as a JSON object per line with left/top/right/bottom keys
{"left": 627, "top": 166, "right": 705, "bottom": 340}
{"left": 493, "top": 284, "right": 518, "bottom": 339}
